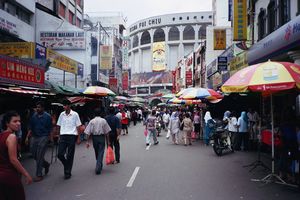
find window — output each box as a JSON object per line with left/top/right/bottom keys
{"left": 258, "top": 9, "right": 266, "bottom": 40}
{"left": 267, "top": 0, "right": 276, "bottom": 33}
{"left": 187, "top": 16, "right": 189, "bottom": 20}
{"left": 298, "top": 0, "right": 300, "bottom": 15}
{"left": 59, "top": 2, "right": 66, "bottom": 18}
{"left": 5, "top": 2, "right": 16, "bottom": 16}
{"left": 69, "top": 10, "right": 74, "bottom": 24}
{"left": 201, "top": 16, "right": 204, "bottom": 19}
{"left": 0, "top": 0, "right": 5, "bottom": 10}
{"left": 194, "top": 16, "right": 197, "bottom": 19}
{"left": 132, "top": 35, "right": 139, "bottom": 48}
{"left": 140, "top": 31, "right": 151, "bottom": 45}
{"left": 183, "top": 25, "right": 195, "bottom": 40}
{"left": 16, "top": 7, "right": 30, "bottom": 24}
{"left": 168, "top": 26, "right": 180, "bottom": 41}
{"left": 279, "top": 0, "right": 290, "bottom": 26}
{"left": 172, "top": 17, "right": 175, "bottom": 21}
{"left": 209, "top": 15, "right": 212, "bottom": 19}
{"left": 179, "top": 17, "right": 182, "bottom": 20}
{"left": 76, "top": 18, "right": 81, "bottom": 27}
{"left": 153, "top": 28, "right": 165, "bottom": 42}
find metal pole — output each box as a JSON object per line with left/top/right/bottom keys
{"left": 63, "top": 71, "right": 65, "bottom": 86}
{"left": 97, "top": 22, "right": 100, "bottom": 83}
{"left": 270, "top": 94, "right": 275, "bottom": 174}
{"left": 75, "top": 74, "right": 77, "bottom": 88}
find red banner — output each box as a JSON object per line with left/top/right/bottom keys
{"left": 0, "top": 55, "right": 45, "bottom": 87}
{"left": 109, "top": 77, "right": 118, "bottom": 93}
{"left": 186, "top": 71, "right": 193, "bottom": 86}
{"left": 122, "top": 71, "right": 129, "bottom": 91}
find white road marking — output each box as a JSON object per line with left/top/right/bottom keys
{"left": 126, "top": 167, "right": 140, "bottom": 187}
{"left": 146, "top": 143, "right": 151, "bottom": 150}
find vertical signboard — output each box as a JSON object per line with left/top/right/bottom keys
{"left": 214, "top": 29, "right": 226, "bottom": 50}
{"left": 233, "top": 0, "right": 247, "bottom": 41}
{"left": 122, "top": 71, "right": 129, "bottom": 91}
{"left": 100, "top": 45, "right": 112, "bottom": 70}
{"left": 109, "top": 77, "right": 118, "bottom": 92}
{"left": 122, "top": 37, "right": 129, "bottom": 70}
{"left": 185, "top": 71, "right": 193, "bottom": 86}
{"left": 228, "top": 0, "right": 233, "bottom": 21}
{"left": 152, "top": 42, "right": 166, "bottom": 72}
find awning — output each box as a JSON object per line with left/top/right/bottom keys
{"left": 0, "top": 87, "right": 53, "bottom": 96}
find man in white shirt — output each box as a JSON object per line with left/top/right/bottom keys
{"left": 85, "top": 109, "right": 111, "bottom": 175}
{"left": 57, "top": 100, "right": 82, "bottom": 179}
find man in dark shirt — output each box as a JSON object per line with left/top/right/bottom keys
{"left": 105, "top": 107, "right": 121, "bottom": 163}
{"left": 26, "top": 101, "right": 52, "bottom": 182}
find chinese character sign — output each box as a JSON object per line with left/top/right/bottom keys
{"left": 100, "top": 45, "right": 112, "bottom": 70}
{"left": 233, "top": 0, "right": 247, "bottom": 41}
{"left": 214, "top": 29, "right": 226, "bottom": 50}
{"left": 152, "top": 42, "right": 166, "bottom": 71}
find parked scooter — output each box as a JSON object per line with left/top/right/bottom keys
{"left": 210, "top": 120, "right": 234, "bottom": 156}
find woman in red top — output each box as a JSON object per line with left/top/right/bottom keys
{"left": 0, "top": 111, "right": 32, "bottom": 200}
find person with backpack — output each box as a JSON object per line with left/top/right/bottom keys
{"left": 105, "top": 107, "right": 121, "bottom": 163}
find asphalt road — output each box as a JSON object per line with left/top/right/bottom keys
{"left": 23, "top": 123, "right": 299, "bottom": 200}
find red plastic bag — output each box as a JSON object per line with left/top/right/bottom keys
{"left": 191, "top": 131, "right": 196, "bottom": 139}
{"left": 144, "top": 129, "right": 148, "bottom": 137}
{"left": 105, "top": 146, "right": 115, "bottom": 165}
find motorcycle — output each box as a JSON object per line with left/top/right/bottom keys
{"left": 210, "top": 121, "right": 234, "bottom": 156}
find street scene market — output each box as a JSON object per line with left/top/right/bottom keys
{"left": 0, "top": 0, "right": 300, "bottom": 200}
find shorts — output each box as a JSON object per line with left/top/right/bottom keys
{"left": 122, "top": 124, "right": 127, "bottom": 129}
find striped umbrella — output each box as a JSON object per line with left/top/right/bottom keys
{"left": 167, "top": 97, "right": 202, "bottom": 105}
{"left": 176, "top": 87, "right": 223, "bottom": 100}
{"left": 83, "top": 86, "right": 116, "bottom": 96}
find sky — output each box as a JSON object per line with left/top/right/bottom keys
{"left": 84, "top": 0, "right": 213, "bottom": 27}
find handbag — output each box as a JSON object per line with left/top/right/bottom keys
{"left": 105, "top": 146, "right": 115, "bottom": 165}
{"left": 144, "top": 129, "right": 148, "bottom": 136}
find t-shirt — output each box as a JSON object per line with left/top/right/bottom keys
{"left": 146, "top": 115, "right": 156, "bottom": 130}
{"left": 30, "top": 112, "right": 52, "bottom": 137}
{"left": 57, "top": 110, "right": 82, "bottom": 135}
{"left": 105, "top": 115, "right": 121, "bottom": 136}
{"left": 84, "top": 117, "right": 111, "bottom": 136}
{"left": 228, "top": 117, "right": 238, "bottom": 132}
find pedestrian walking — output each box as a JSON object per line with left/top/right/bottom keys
{"left": 132, "top": 110, "right": 138, "bottom": 126}
{"left": 145, "top": 110, "right": 159, "bottom": 146}
{"left": 127, "top": 109, "right": 131, "bottom": 127}
{"left": 236, "top": 111, "right": 249, "bottom": 151}
{"left": 204, "top": 111, "right": 215, "bottom": 145}
{"left": 168, "top": 111, "right": 180, "bottom": 144}
{"left": 26, "top": 101, "right": 52, "bottom": 182}
{"left": 182, "top": 113, "right": 193, "bottom": 146}
{"left": 105, "top": 107, "right": 121, "bottom": 163}
{"left": 57, "top": 100, "right": 82, "bottom": 179}
{"left": 162, "top": 111, "right": 170, "bottom": 131}
{"left": 228, "top": 111, "right": 238, "bottom": 150}
{"left": 85, "top": 109, "right": 111, "bottom": 174}
{"left": 193, "top": 111, "right": 201, "bottom": 139}
{"left": 0, "top": 111, "right": 32, "bottom": 200}
{"left": 121, "top": 110, "right": 129, "bottom": 135}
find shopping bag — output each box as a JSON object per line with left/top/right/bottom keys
{"left": 105, "top": 146, "right": 115, "bottom": 165}
{"left": 144, "top": 129, "right": 148, "bottom": 137}
{"left": 191, "top": 131, "right": 196, "bottom": 139}
{"left": 166, "top": 129, "right": 171, "bottom": 139}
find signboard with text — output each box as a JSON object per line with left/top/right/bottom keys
{"left": 214, "top": 29, "right": 226, "bottom": 50}
{"left": 0, "top": 42, "right": 35, "bottom": 58}
{"left": 100, "top": 45, "right": 112, "bottom": 70}
{"left": 0, "top": 15, "right": 18, "bottom": 36}
{"left": 217, "top": 56, "right": 228, "bottom": 71}
{"left": 122, "top": 71, "right": 129, "bottom": 91}
{"left": 39, "top": 31, "right": 85, "bottom": 49}
{"left": 47, "top": 49, "right": 78, "bottom": 74}
{"left": 185, "top": 71, "right": 193, "bottom": 86}
{"left": 233, "top": 0, "right": 247, "bottom": 41}
{"left": 0, "top": 55, "right": 45, "bottom": 87}
{"left": 122, "top": 37, "right": 129, "bottom": 70}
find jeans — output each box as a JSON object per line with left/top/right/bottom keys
{"left": 204, "top": 124, "right": 211, "bottom": 145}
{"left": 109, "top": 135, "right": 120, "bottom": 162}
{"left": 30, "top": 136, "right": 49, "bottom": 177}
{"left": 92, "top": 135, "right": 106, "bottom": 173}
{"left": 146, "top": 129, "right": 158, "bottom": 144}
{"left": 58, "top": 135, "right": 77, "bottom": 176}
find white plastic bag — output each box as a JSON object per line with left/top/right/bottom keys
{"left": 166, "top": 129, "right": 171, "bottom": 139}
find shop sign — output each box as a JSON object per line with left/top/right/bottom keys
{"left": 229, "top": 52, "right": 248, "bottom": 75}
{"left": 207, "top": 60, "right": 217, "bottom": 77}
{"left": 218, "top": 56, "right": 228, "bottom": 71}
{"left": 77, "top": 63, "right": 84, "bottom": 77}
{"left": 233, "top": 0, "right": 247, "bottom": 41}
{"left": 0, "top": 42, "right": 35, "bottom": 58}
{"left": 0, "top": 16, "right": 18, "bottom": 36}
{"left": 35, "top": 43, "right": 46, "bottom": 59}
{"left": 129, "top": 17, "right": 162, "bottom": 33}
{"left": 99, "top": 72, "right": 109, "bottom": 84}
{"left": 185, "top": 52, "right": 194, "bottom": 71}
{"left": 122, "top": 37, "right": 129, "bottom": 70}
{"left": 39, "top": 31, "right": 85, "bottom": 49}
{"left": 100, "top": 45, "right": 112, "bottom": 70}
{"left": 212, "top": 73, "right": 222, "bottom": 90}
{"left": 185, "top": 71, "right": 193, "bottom": 86}
{"left": 47, "top": 49, "right": 78, "bottom": 74}
{"left": 109, "top": 77, "right": 118, "bottom": 92}
{"left": 0, "top": 55, "right": 45, "bottom": 88}
{"left": 214, "top": 29, "right": 226, "bottom": 50}
{"left": 152, "top": 42, "right": 166, "bottom": 71}
{"left": 122, "top": 71, "right": 129, "bottom": 91}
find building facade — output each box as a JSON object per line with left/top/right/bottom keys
{"left": 128, "top": 12, "right": 213, "bottom": 96}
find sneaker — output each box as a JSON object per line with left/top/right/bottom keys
{"left": 146, "top": 143, "right": 150, "bottom": 146}
{"left": 154, "top": 141, "right": 159, "bottom": 145}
